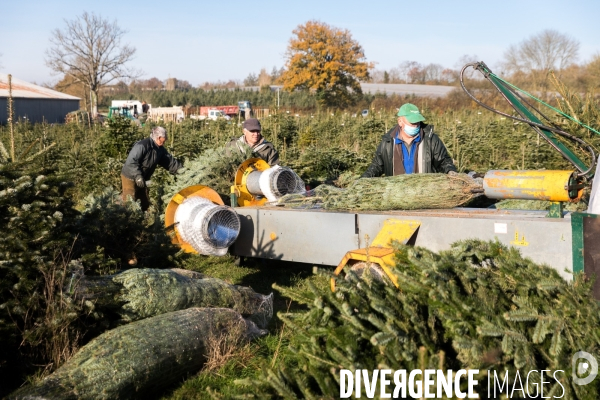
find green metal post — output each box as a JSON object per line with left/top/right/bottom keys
{"left": 480, "top": 65, "right": 589, "bottom": 174}
{"left": 547, "top": 201, "right": 564, "bottom": 218}
{"left": 571, "top": 212, "right": 585, "bottom": 274}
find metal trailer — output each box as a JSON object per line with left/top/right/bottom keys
{"left": 166, "top": 182, "right": 600, "bottom": 297}
{"left": 163, "top": 158, "right": 599, "bottom": 297}
{"left": 229, "top": 206, "right": 599, "bottom": 286}
{"left": 221, "top": 159, "right": 597, "bottom": 291}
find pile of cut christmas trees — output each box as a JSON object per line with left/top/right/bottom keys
{"left": 10, "top": 269, "right": 273, "bottom": 399}
{"left": 233, "top": 240, "right": 600, "bottom": 399}
{"left": 0, "top": 161, "right": 273, "bottom": 399}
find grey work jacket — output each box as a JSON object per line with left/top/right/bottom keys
{"left": 227, "top": 136, "right": 280, "bottom": 166}
{"left": 121, "top": 137, "right": 182, "bottom": 180}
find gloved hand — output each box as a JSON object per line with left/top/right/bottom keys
{"left": 134, "top": 175, "right": 146, "bottom": 188}
{"left": 177, "top": 167, "right": 188, "bottom": 175}
{"left": 468, "top": 171, "right": 485, "bottom": 179}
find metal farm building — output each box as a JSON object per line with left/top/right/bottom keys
{"left": 0, "top": 73, "right": 80, "bottom": 124}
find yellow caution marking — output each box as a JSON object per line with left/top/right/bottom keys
{"left": 511, "top": 230, "right": 529, "bottom": 246}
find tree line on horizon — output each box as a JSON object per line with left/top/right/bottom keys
{"left": 43, "top": 12, "right": 600, "bottom": 113}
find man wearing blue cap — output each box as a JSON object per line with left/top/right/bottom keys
{"left": 361, "top": 103, "right": 457, "bottom": 177}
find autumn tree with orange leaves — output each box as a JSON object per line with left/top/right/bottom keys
{"left": 280, "top": 21, "right": 374, "bottom": 107}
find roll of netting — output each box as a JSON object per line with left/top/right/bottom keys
{"left": 174, "top": 197, "right": 240, "bottom": 256}
{"left": 258, "top": 165, "right": 305, "bottom": 202}
{"left": 202, "top": 207, "right": 241, "bottom": 248}
{"left": 270, "top": 167, "right": 304, "bottom": 197}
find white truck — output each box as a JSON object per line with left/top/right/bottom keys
{"left": 189, "top": 109, "right": 231, "bottom": 121}
{"left": 110, "top": 100, "right": 149, "bottom": 117}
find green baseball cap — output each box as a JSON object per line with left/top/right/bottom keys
{"left": 397, "top": 103, "right": 426, "bottom": 123}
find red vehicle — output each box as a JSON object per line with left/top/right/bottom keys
{"left": 190, "top": 101, "right": 252, "bottom": 120}
{"left": 199, "top": 106, "right": 239, "bottom": 117}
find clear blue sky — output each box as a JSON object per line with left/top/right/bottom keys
{"left": 1, "top": 0, "right": 599, "bottom": 86}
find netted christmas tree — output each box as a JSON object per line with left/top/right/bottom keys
{"left": 73, "top": 268, "right": 273, "bottom": 329}
{"left": 11, "top": 308, "right": 267, "bottom": 400}
{"left": 278, "top": 173, "right": 483, "bottom": 210}
{"left": 236, "top": 240, "right": 600, "bottom": 399}
{"left": 0, "top": 171, "right": 183, "bottom": 396}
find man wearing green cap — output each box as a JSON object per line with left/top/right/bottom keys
{"left": 361, "top": 103, "right": 457, "bottom": 177}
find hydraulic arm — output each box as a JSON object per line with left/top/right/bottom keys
{"left": 460, "top": 62, "right": 596, "bottom": 181}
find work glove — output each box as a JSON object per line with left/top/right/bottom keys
{"left": 468, "top": 171, "right": 485, "bottom": 179}
{"left": 134, "top": 175, "right": 146, "bottom": 188}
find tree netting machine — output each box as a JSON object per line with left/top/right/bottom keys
{"left": 165, "top": 62, "right": 600, "bottom": 297}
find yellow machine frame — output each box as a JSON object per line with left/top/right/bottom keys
{"left": 331, "top": 219, "right": 421, "bottom": 291}
{"left": 164, "top": 185, "right": 224, "bottom": 253}
{"left": 231, "top": 158, "right": 271, "bottom": 207}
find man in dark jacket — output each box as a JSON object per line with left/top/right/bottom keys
{"left": 361, "top": 103, "right": 457, "bottom": 178}
{"left": 226, "top": 118, "right": 279, "bottom": 165}
{"left": 121, "top": 126, "right": 183, "bottom": 210}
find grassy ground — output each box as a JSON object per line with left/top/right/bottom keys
{"left": 158, "top": 254, "right": 329, "bottom": 399}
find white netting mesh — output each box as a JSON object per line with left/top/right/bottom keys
{"left": 258, "top": 165, "right": 305, "bottom": 202}
{"left": 174, "top": 197, "right": 211, "bottom": 244}
{"left": 202, "top": 207, "right": 241, "bottom": 248}
{"left": 258, "top": 167, "right": 278, "bottom": 202}
{"left": 174, "top": 197, "right": 241, "bottom": 256}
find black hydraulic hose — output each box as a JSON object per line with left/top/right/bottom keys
{"left": 459, "top": 62, "right": 596, "bottom": 178}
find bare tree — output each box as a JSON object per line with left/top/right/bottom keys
{"left": 440, "top": 69, "right": 456, "bottom": 84}
{"left": 144, "top": 77, "right": 164, "bottom": 90}
{"left": 398, "top": 61, "right": 421, "bottom": 83}
{"left": 270, "top": 66, "right": 284, "bottom": 84}
{"left": 243, "top": 73, "right": 258, "bottom": 87}
{"left": 45, "top": 12, "right": 140, "bottom": 117}
{"left": 176, "top": 80, "right": 192, "bottom": 90}
{"left": 503, "top": 30, "right": 579, "bottom": 87}
{"left": 423, "top": 63, "right": 444, "bottom": 83}
{"left": 387, "top": 67, "right": 402, "bottom": 83}
{"left": 368, "top": 69, "right": 385, "bottom": 83}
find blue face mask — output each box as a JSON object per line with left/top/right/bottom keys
{"left": 403, "top": 124, "right": 420, "bottom": 136}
